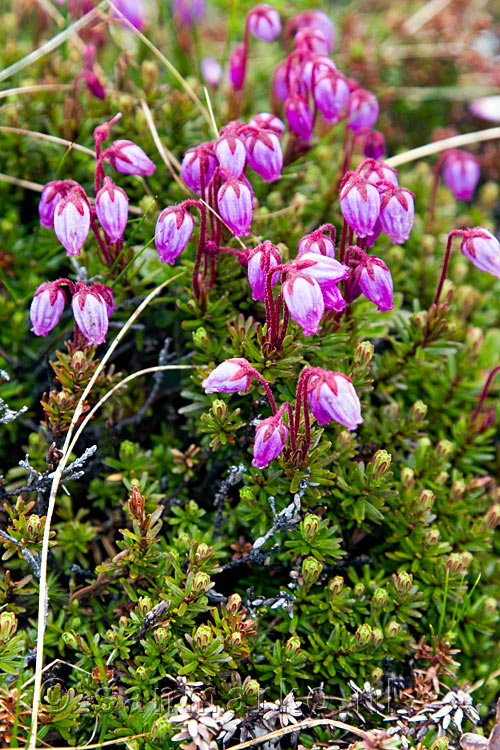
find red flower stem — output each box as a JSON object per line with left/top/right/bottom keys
{"left": 251, "top": 370, "right": 277, "bottom": 414}
{"left": 275, "top": 305, "right": 290, "bottom": 351}
{"left": 428, "top": 151, "right": 449, "bottom": 223}
{"left": 302, "top": 387, "right": 311, "bottom": 454}
{"left": 432, "top": 230, "right": 464, "bottom": 307}
{"left": 318, "top": 223, "right": 336, "bottom": 244}
{"left": 472, "top": 365, "right": 500, "bottom": 420}
{"left": 192, "top": 202, "right": 208, "bottom": 299}
{"left": 265, "top": 262, "right": 287, "bottom": 346}
{"left": 90, "top": 214, "right": 112, "bottom": 267}
{"left": 339, "top": 218, "right": 348, "bottom": 263}
{"left": 285, "top": 402, "right": 297, "bottom": 452}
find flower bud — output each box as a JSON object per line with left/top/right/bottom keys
{"left": 285, "top": 95, "right": 314, "bottom": 141}
{"left": 460, "top": 227, "right": 500, "bottom": 280}
{"left": 181, "top": 144, "right": 218, "bottom": 193}
{"left": 446, "top": 553, "right": 466, "bottom": 575}
{"left": 95, "top": 177, "right": 129, "bottom": 242}
{"left": 247, "top": 4, "right": 282, "bottom": 42}
{"left": 419, "top": 489, "right": 435, "bottom": 513}
{"left": 243, "top": 678, "right": 260, "bottom": 700}
{"left": 393, "top": 571, "right": 412, "bottom": 595}
{"left": 424, "top": 527, "right": 441, "bottom": 548}
{"left": 248, "top": 112, "right": 285, "bottom": 136}
{"left": 229, "top": 43, "right": 246, "bottom": 90}
{"left": 484, "top": 504, "right": 500, "bottom": 529}
{"left": 442, "top": 150, "right": 480, "bottom": 201}
{"left": 302, "top": 514, "right": 320, "bottom": 542}
{"left": 340, "top": 175, "right": 381, "bottom": 238}
{"left": 192, "top": 571, "right": 211, "bottom": 594}
{"left": 54, "top": 189, "right": 90, "bottom": 256}
{"left": 284, "top": 635, "right": 301, "bottom": 658}
{"left": 62, "top": 630, "right": 79, "bottom": 649}
{"left": 151, "top": 716, "right": 171, "bottom": 741}
{"left": 245, "top": 129, "right": 283, "bottom": 183}
{"left": 154, "top": 628, "right": 169, "bottom": 649}
{"left": 400, "top": 467, "right": 414, "bottom": 489}
{"left": 26, "top": 514, "right": 42, "bottom": 539}
{"left": 215, "top": 133, "right": 247, "bottom": 178}
{"left": 39, "top": 179, "right": 78, "bottom": 228}
{"left": 247, "top": 241, "right": 281, "bottom": 301}
{"left": 293, "top": 10, "right": 335, "bottom": 52}
{"left": 194, "top": 543, "right": 212, "bottom": 565}
{"left": 436, "top": 471, "right": 449, "bottom": 486}
{"left": 108, "top": 139, "right": 156, "bottom": 176}
{"left": 354, "top": 340, "right": 374, "bottom": 366}
{"left": 226, "top": 594, "right": 242, "bottom": 614}
{"left": 302, "top": 556, "right": 322, "bottom": 586}
{"left": 360, "top": 158, "right": 398, "bottom": 187}
{"left": 283, "top": 271, "right": 324, "bottom": 337}
{"left": 385, "top": 620, "right": 401, "bottom": 639}
{"left": 436, "top": 440, "right": 454, "bottom": 461}
{"left": 354, "top": 582, "right": 365, "bottom": 598}
{"left": 371, "top": 627, "right": 383, "bottom": 649}
{"left": 71, "top": 282, "right": 110, "bottom": 345}
{"left": 362, "top": 130, "right": 386, "bottom": 159}
{"left": 229, "top": 631, "right": 243, "bottom": 647}
{"left": 193, "top": 624, "right": 213, "bottom": 649}
{"left": 307, "top": 369, "right": 363, "bottom": 430}
{"left": 355, "top": 623, "right": 372, "bottom": 646}
{"left": 370, "top": 449, "right": 392, "bottom": 478}
{"left": 372, "top": 587, "right": 388, "bottom": 610}
{"left": 450, "top": 480, "right": 466, "bottom": 502}
{"left": 137, "top": 596, "right": 152, "bottom": 616}
{"left": 371, "top": 666, "right": 384, "bottom": 682}
{"left": 0, "top": 611, "right": 17, "bottom": 643}
{"left": 347, "top": 89, "right": 379, "bottom": 132}
{"left": 202, "top": 357, "right": 255, "bottom": 394}
{"left": 30, "top": 281, "right": 67, "bottom": 337}
{"left": 155, "top": 205, "right": 194, "bottom": 264}
{"left": 356, "top": 255, "right": 394, "bottom": 312}
{"left": 408, "top": 400, "right": 428, "bottom": 425}
{"left": 379, "top": 186, "right": 415, "bottom": 245}
{"left": 217, "top": 177, "right": 253, "bottom": 237}
{"left": 329, "top": 576, "right": 344, "bottom": 596}
{"left": 313, "top": 71, "right": 349, "bottom": 121}
{"left": 252, "top": 407, "right": 288, "bottom": 468}
{"left": 298, "top": 228, "right": 335, "bottom": 258}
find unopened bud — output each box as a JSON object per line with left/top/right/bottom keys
{"left": 450, "top": 479, "right": 465, "bottom": 502}
{"left": 243, "top": 678, "right": 260, "bottom": 700}
{"left": 226, "top": 594, "right": 242, "bottom": 614}
{"left": 372, "top": 588, "right": 389, "bottom": 610}
{"left": 192, "top": 571, "right": 211, "bottom": 594}
{"left": 105, "top": 629, "right": 118, "bottom": 645}
{"left": 194, "top": 624, "right": 213, "bottom": 649}
{"left": 229, "top": 631, "right": 243, "bottom": 647}
{"left": 336, "top": 430, "right": 351, "bottom": 452}
{"left": 401, "top": 467, "right": 414, "bottom": 490}
{"left": 436, "top": 440, "right": 453, "bottom": 461}
{"left": 0, "top": 611, "right": 17, "bottom": 642}
{"left": 354, "top": 340, "right": 374, "bottom": 366}
{"left": 371, "top": 666, "right": 384, "bottom": 682}
{"left": 177, "top": 532, "right": 190, "bottom": 550}
{"left": 385, "top": 620, "right": 401, "bottom": 639}
{"left": 413, "top": 310, "right": 428, "bottom": 329}
{"left": 431, "top": 737, "right": 449, "bottom": 750}
{"left": 154, "top": 627, "right": 169, "bottom": 649}
{"left": 393, "top": 571, "right": 412, "bottom": 595}
{"left": 484, "top": 504, "right": 500, "bottom": 529}
{"left": 408, "top": 400, "right": 428, "bottom": 425}
{"left": 419, "top": 489, "right": 435, "bottom": 512}
{"left": 194, "top": 543, "right": 212, "bottom": 565}
{"left": 370, "top": 449, "right": 392, "bottom": 478}
{"left": 284, "top": 635, "right": 301, "bottom": 658}
{"left": 446, "top": 553, "right": 465, "bottom": 575}
{"left": 466, "top": 327, "right": 483, "bottom": 352}
{"left": 302, "top": 514, "right": 320, "bottom": 542}
{"left": 435, "top": 470, "right": 449, "bottom": 486}
{"left": 371, "top": 627, "right": 383, "bottom": 648}
{"left": 329, "top": 576, "right": 344, "bottom": 596}
{"left": 302, "top": 556, "right": 322, "bottom": 586}
{"left": 424, "top": 527, "right": 441, "bottom": 547}
{"left": 354, "top": 582, "right": 365, "bottom": 598}
{"left": 151, "top": 715, "right": 170, "bottom": 741}
{"left": 62, "top": 630, "right": 79, "bottom": 649}
{"left": 193, "top": 327, "right": 209, "bottom": 348}
{"left": 136, "top": 666, "right": 148, "bottom": 681}
{"left": 137, "top": 597, "right": 152, "bottom": 617}
{"left": 355, "top": 623, "right": 372, "bottom": 646}
{"left": 26, "top": 514, "right": 42, "bottom": 538}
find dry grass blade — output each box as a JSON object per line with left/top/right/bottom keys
{"left": 106, "top": 0, "right": 211, "bottom": 127}
{"left": 227, "top": 717, "right": 369, "bottom": 750}
{"left": 32, "top": 735, "right": 150, "bottom": 750}
{"left": 27, "top": 270, "right": 186, "bottom": 750}
{"left": 0, "top": 84, "right": 72, "bottom": 100}
{"left": 0, "top": 2, "right": 107, "bottom": 83}
{"left": 140, "top": 99, "right": 189, "bottom": 194}
{"left": 0, "top": 126, "right": 95, "bottom": 156}
{"left": 385, "top": 126, "right": 500, "bottom": 168}
{"left": 402, "top": 0, "right": 453, "bottom": 35}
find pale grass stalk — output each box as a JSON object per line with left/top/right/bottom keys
{"left": 27, "top": 271, "right": 186, "bottom": 749}
{"left": 22, "top": 659, "right": 91, "bottom": 689}
{"left": 106, "top": 0, "right": 211, "bottom": 128}
{"left": 204, "top": 85, "right": 219, "bottom": 139}
{"left": 221, "top": 718, "right": 369, "bottom": 750}
{"left": 139, "top": 99, "right": 189, "bottom": 194}
{"left": 32, "top": 735, "right": 150, "bottom": 750}
{"left": 0, "top": 84, "right": 72, "bottom": 100}
{"left": 0, "top": 126, "right": 95, "bottom": 156}
{"left": 402, "top": 0, "right": 453, "bottom": 35}
{"left": 385, "top": 126, "right": 500, "bottom": 168}
{"left": 0, "top": 3, "right": 107, "bottom": 83}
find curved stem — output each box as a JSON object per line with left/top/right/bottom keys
{"left": 472, "top": 365, "right": 500, "bottom": 420}
{"left": 433, "top": 230, "right": 464, "bottom": 307}
{"left": 339, "top": 218, "right": 348, "bottom": 264}
{"left": 252, "top": 370, "right": 277, "bottom": 414}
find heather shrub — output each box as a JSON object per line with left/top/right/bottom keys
{"left": 1, "top": 1, "right": 500, "bottom": 749}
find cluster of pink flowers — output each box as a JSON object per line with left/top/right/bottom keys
{"left": 38, "top": 115, "right": 156, "bottom": 266}
{"left": 202, "top": 359, "right": 362, "bottom": 468}
{"left": 30, "top": 279, "right": 114, "bottom": 346}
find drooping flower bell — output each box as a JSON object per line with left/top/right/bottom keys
{"left": 245, "top": 129, "right": 283, "bottom": 182}
{"left": 95, "top": 177, "right": 129, "bottom": 242}
{"left": 294, "top": 26, "right": 329, "bottom": 55}
{"left": 92, "top": 283, "right": 115, "bottom": 318}
{"left": 442, "top": 150, "right": 480, "bottom": 201}
{"left": 285, "top": 95, "right": 314, "bottom": 141}
{"left": 307, "top": 370, "right": 363, "bottom": 430}
{"left": 302, "top": 55, "right": 336, "bottom": 90}
{"left": 252, "top": 405, "right": 288, "bottom": 468}
{"left": 460, "top": 227, "right": 500, "bottom": 279}
{"left": 229, "top": 43, "right": 246, "bottom": 90}
{"left": 294, "top": 253, "right": 349, "bottom": 287}
{"left": 155, "top": 205, "right": 194, "bottom": 264}
{"left": 215, "top": 133, "right": 247, "bottom": 178}
{"left": 113, "top": 0, "right": 147, "bottom": 30}
{"left": 181, "top": 143, "right": 218, "bottom": 193}
{"left": 340, "top": 174, "right": 381, "bottom": 238}
{"left": 272, "top": 59, "right": 294, "bottom": 103}
{"left": 202, "top": 358, "right": 255, "bottom": 393}
{"left": 292, "top": 10, "right": 335, "bottom": 52}
{"left": 359, "top": 158, "right": 398, "bottom": 187}
{"left": 378, "top": 186, "right": 415, "bottom": 245}
{"left": 108, "top": 139, "right": 156, "bottom": 176}
{"left": 54, "top": 189, "right": 90, "bottom": 256}
{"left": 71, "top": 282, "right": 111, "bottom": 345}
{"left": 354, "top": 254, "right": 394, "bottom": 312}
{"left": 247, "top": 241, "right": 282, "bottom": 301}
{"left": 313, "top": 71, "right": 349, "bottom": 121}
{"left": 322, "top": 283, "right": 346, "bottom": 311}
{"left": 347, "top": 89, "right": 379, "bottom": 132}
{"left": 298, "top": 227, "right": 335, "bottom": 258}
{"left": 38, "top": 179, "right": 78, "bottom": 228}
{"left": 30, "top": 281, "right": 67, "bottom": 337}
{"left": 248, "top": 112, "right": 285, "bottom": 136}
{"left": 217, "top": 176, "right": 253, "bottom": 237}
{"left": 247, "top": 4, "right": 282, "bottom": 42}
{"left": 360, "top": 129, "right": 386, "bottom": 160}
{"left": 283, "top": 270, "right": 325, "bottom": 337}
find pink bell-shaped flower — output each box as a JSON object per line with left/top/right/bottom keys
{"left": 181, "top": 144, "right": 218, "bottom": 193}
{"left": 292, "top": 10, "right": 335, "bottom": 52}
{"left": 307, "top": 370, "right": 363, "bottom": 430}
{"left": 252, "top": 405, "right": 288, "bottom": 468}
{"left": 294, "top": 253, "right": 349, "bottom": 286}
{"left": 30, "top": 281, "right": 67, "bottom": 337}
{"left": 245, "top": 129, "right": 283, "bottom": 182}
{"left": 247, "top": 4, "right": 282, "bottom": 42}
{"left": 202, "top": 358, "right": 255, "bottom": 393}
{"left": 201, "top": 57, "right": 222, "bottom": 87}
{"left": 155, "top": 205, "right": 194, "bottom": 264}
{"left": 108, "top": 139, "right": 156, "bottom": 176}
{"left": 359, "top": 158, "right": 398, "bottom": 187}
{"left": 313, "top": 71, "right": 349, "bottom": 121}
{"left": 347, "top": 89, "right": 379, "bottom": 132}
{"left": 283, "top": 270, "right": 325, "bottom": 337}
{"left": 355, "top": 255, "right": 394, "bottom": 312}
{"left": 229, "top": 43, "right": 246, "bottom": 90}
{"left": 294, "top": 26, "right": 329, "bottom": 55}
{"left": 38, "top": 180, "right": 78, "bottom": 228}
{"left": 247, "top": 241, "right": 282, "bottom": 301}
{"left": 302, "top": 55, "right": 336, "bottom": 90}
{"left": 285, "top": 95, "right": 314, "bottom": 141}
{"left": 460, "top": 227, "right": 500, "bottom": 279}
{"left": 71, "top": 282, "right": 110, "bottom": 345}
{"left": 95, "top": 177, "right": 129, "bottom": 242}
{"left": 340, "top": 174, "right": 381, "bottom": 238}
{"left": 92, "top": 283, "right": 114, "bottom": 318}
{"left": 217, "top": 177, "right": 253, "bottom": 237}
{"left": 379, "top": 186, "right": 415, "bottom": 245}
{"left": 54, "top": 189, "right": 90, "bottom": 256}
{"left": 442, "top": 150, "right": 480, "bottom": 201}
{"left": 322, "top": 283, "right": 346, "bottom": 312}
{"left": 361, "top": 129, "right": 386, "bottom": 159}
{"left": 248, "top": 112, "right": 285, "bottom": 136}
{"left": 215, "top": 134, "right": 247, "bottom": 178}
{"left": 298, "top": 227, "right": 335, "bottom": 258}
